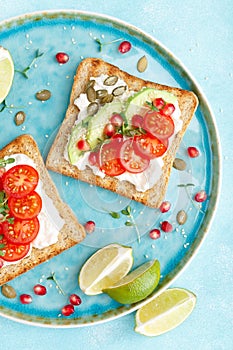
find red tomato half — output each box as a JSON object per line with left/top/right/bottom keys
{"left": 2, "top": 217, "right": 40, "bottom": 245}
{"left": 0, "top": 235, "right": 30, "bottom": 262}
{"left": 134, "top": 134, "right": 168, "bottom": 159}
{"left": 99, "top": 139, "right": 126, "bottom": 177}
{"left": 2, "top": 164, "right": 39, "bottom": 198}
{"left": 8, "top": 191, "right": 42, "bottom": 219}
{"left": 0, "top": 167, "right": 6, "bottom": 191}
{"left": 119, "top": 138, "right": 150, "bottom": 173}
{"left": 143, "top": 111, "right": 174, "bottom": 139}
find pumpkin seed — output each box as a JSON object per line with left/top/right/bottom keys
{"left": 1, "top": 284, "right": 17, "bottom": 299}
{"left": 173, "top": 158, "right": 187, "bottom": 171}
{"left": 14, "top": 111, "right": 26, "bottom": 126}
{"left": 86, "top": 86, "right": 96, "bottom": 102}
{"left": 176, "top": 210, "right": 188, "bottom": 225}
{"left": 96, "top": 89, "right": 108, "bottom": 99}
{"left": 137, "top": 55, "right": 148, "bottom": 73}
{"left": 100, "top": 94, "right": 114, "bottom": 104}
{"left": 87, "top": 102, "right": 99, "bottom": 116}
{"left": 36, "top": 89, "right": 51, "bottom": 101}
{"left": 103, "top": 75, "right": 118, "bottom": 86}
{"left": 112, "top": 85, "right": 126, "bottom": 96}
{"left": 86, "top": 79, "right": 95, "bottom": 90}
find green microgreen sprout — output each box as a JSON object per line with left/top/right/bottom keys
{"left": 105, "top": 205, "right": 141, "bottom": 243}
{"left": 94, "top": 37, "right": 123, "bottom": 52}
{"left": 145, "top": 101, "right": 159, "bottom": 111}
{"left": 0, "top": 190, "right": 15, "bottom": 224}
{"left": 178, "top": 183, "right": 205, "bottom": 214}
{"left": 15, "top": 49, "right": 44, "bottom": 79}
{"left": 108, "top": 211, "right": 121, "bottom": 219}
{"left": 0, "top": 157, "right": 15, "bottom": 168}
{"left": 121, "top": 205, "right": 141, "bottom": 243}
{"left": 47, "top": 272, "right": 66, "bottom": 295}
{"left": 0, "top": 235, "right": 5, "bottom": 257}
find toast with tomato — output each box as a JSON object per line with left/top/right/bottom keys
{"left": 46, "top": 58, "right": 198, "bottom": 208}
{"left": 0, "top": 134, "right": 85, "bottom": 286}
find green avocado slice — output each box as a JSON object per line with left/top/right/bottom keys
{"left": 125, "top": 88, "right": 177, "bottom": 124}
{"left": 87, "top": 101, "right": 123, "bottom": 149}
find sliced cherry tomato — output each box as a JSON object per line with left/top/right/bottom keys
{"left": 143, "top": 111, "right": 174, "bottom": 139}
{"left": 8, "top": 191, "right": 42, "bottom": 219}
{"left": 2, "top": 217, "right": 40, "bottom": 245}
{"left": 0, "top": 167, "right": 5, "bottom": 191}
{"left": 119, "top": 138, "right": 150, "bottom": 173}
{"left": 134, "top": 134, "right": 168, "bottom": 159}
{"left": 0, "top": 235, "right": 30, "bottom": 262}
{"left": 2, "top": 164, "right": 39, "bottom": 198}
{"left": 99, "top": 139, "right": 126, "bottom": 176}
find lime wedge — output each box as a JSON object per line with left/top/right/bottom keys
{"left": 0, "top": 47, "right": 14, "bottom": 104}
{"left": 78, "top": 243, "right": 133, "bottom": 295}
{"left": 103, "top": 259, "right": 160, "bottom": 304}
{"left": 135, "top": 288, "right": 196, "bottom": 336}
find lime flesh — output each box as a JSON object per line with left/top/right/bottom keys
{"left": 78, "top": 243, "right": 133, "bottom": 295}
{"left": 0, "top": 47, "right": 14, "bottom": 103}
{"left": 135, "top": 288, "right": 196, "bottom": 336}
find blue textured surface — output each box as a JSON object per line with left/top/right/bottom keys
{"left": 0, "top": 1, "right": 232, "bottom": 349}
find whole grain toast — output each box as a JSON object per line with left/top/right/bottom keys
{"left": 46, "top": 58, "right": 198, "bottom": 208}
{"left": 0, "top": 134, "right": 85, "bottom": 286}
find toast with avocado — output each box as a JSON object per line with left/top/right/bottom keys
{"left": 0, "top": 135, "right": 85, "bottom": 286}
{"left": 46, "top": 58, "right": 198, "bottom": 208}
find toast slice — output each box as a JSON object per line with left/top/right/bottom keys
{"left": 46, "top": 58, "right": 198, "bottom": 208}
{"left": 0, "top": 134, "right": 85, "bottom": 286}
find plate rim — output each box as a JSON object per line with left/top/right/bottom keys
{"left": 0, "top": 9, "right": 222, "bottom": 328}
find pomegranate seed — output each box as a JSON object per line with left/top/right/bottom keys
{"left": 159, "top": 201, "right": 171, "bottom": 213}
{"left": 187, "top": 146, "right": 199, "bottom": 158}
{"left": 33, "top": 284, "right": 47, "bottom": 296}
{"left": 161, "top": 103, "right": 175, "bottom": 116}
{"left": 194, "top": 190, "right": 207, "bottom": 202}
{"left": 84, "top": 220, "right": 96, "bottom": 234}
{"left": 20, "top": 294, "right": 32, "bottom": 304}
{"left": 103, "top": 123, "right": 116, "bottom": 137}
{"left": 161, "top": 221, "right": 173, "bottom": 233}
{"left": 110, "top": 113, "right": 124, "bottom": 127}
{"left": 131, "top": 114, "right": 144, "bottom": 128}
{"left": 112, "top": 133, "right": 123, "bottom": 140}
{"left": 88, "top": 151, "right": 99, "bottom": 166}
{"left": 76, "top": 139, "right": 90, "bottom": 151}
{"left": 56, "top": 52, "right": 69, "bottom": 64}
{"left": 118, "top": 41, "right": 132, "bottom": 54}
{"left": 61, "top": 304, "right": 74, "bottom": 316}
{"left": 153, "top": 98, "right": 165, "bottom": 110}
{"left": 69, "top": 294, "right": 82, "bottom": 306}
{"left": 149, "top": 229, "right": 161, "bottom": 240}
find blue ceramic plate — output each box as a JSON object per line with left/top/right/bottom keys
{"left": 0, "top": 10, "right": 221, "bottom": 327}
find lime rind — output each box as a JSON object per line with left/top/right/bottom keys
{"left": 103, "top": 259, "right": 160, "bottom": 304}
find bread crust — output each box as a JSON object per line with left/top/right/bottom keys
{"left": 46, "top": 58, "right": 198, "bottom": 208}
{"left": 0, "top": 135, "right": 85, "bottom": 286}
